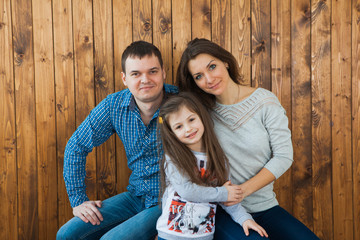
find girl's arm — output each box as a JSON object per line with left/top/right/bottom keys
{"left": 219, "top": 203, "right": 268, "bottom": 237}
{"left": 165, "top": 159, "right": 229, "bottom": 203}
{"left": 219, "top": 202, "right": 253, "bottom": 226}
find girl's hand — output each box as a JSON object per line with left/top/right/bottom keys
{"left": 222, "top": 181, "right": 243, "bottom": 203}
{"left": 242, "top": 219, "right": 268, "bottom": 238}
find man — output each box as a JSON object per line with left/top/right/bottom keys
{"left": 57, "top": 41, "right": 177, "bottom": 240}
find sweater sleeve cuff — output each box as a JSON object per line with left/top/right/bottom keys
{"left": 217, "top": 186, "right": 229, "bottom": 202}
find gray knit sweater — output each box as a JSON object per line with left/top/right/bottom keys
{"left": 212, "top": 88, "right": 293, "bottom": 213}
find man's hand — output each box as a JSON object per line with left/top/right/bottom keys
{"left": 222, "top": 181, "right": 243, "bottom": 204}
{"left": 73, "top": 200, "right": 103, "bottom": 225}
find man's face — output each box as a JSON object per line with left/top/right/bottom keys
{"left": 122, "top": 54, "right": 166, "bottom": 105}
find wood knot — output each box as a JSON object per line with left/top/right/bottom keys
{"left": 0, "top": 22, "right": 5, "bottom": 29}
{"left": 57, "top": 104, "right": 63, "bottom": 113}
{"left": 312, "top": 110, "right": 320, "bottom": 127}
{"left": 356, "top": 3, "right": 360, "bottom": 12}
{"left": 202, "top": 5, "right": 211, "bottom": 23}
{"left": 15, "top": 53, "right": 25, "bottom": 66}
{"left": 159, "top": 18, "right": 170, "bottom": 33}
{"left": 95, "top": 67, "right": 107, "bottom": 88}
{"left": 84, "top": 36, "right": 89, "bottom": 43}
{"left": 254, "top": 40, "right": 266, "bottom": 54}
{"left": 61, "top": 52, "right": 73, "bottom": 61}
{"left": 40, "top": 57, "right": 46, "bottom": 62}
{"left": 143, "top": 20, "right": 152, "bottom": 32}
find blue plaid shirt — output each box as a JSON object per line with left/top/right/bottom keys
{"left": 64, "top": 84, "right": 178, "bottom": 208}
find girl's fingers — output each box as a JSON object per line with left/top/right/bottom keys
{"left": 243, "top": 226, "right": 249, "bottom": 236}
{"left": 253, "top": 226, "right": 268, "bottom": 238}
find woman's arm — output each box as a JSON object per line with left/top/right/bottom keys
{"left": 224, "top": 168, "right": 275, "bottom": 205}
{"left": 240, "top": 168, "right": 275, "bottom": 199}
{"left": 226, "top": 101, "right": 292, "bottom": 205}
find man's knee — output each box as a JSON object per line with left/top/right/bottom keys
{"left": 56, "top": 219, "right": 85, "bottom": 240}
{"left": 56, "top": 225, "right": 74, "bottom": 240}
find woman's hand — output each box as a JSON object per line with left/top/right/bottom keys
{"left": 222, "top": 181, "right": 243, "bottom": 204}
{"left": 242, "top": 219, "right": 268, "bottom": 237}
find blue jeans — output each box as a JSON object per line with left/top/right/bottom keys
{"left": 57, "top": 192, "right": 161, "bottom": 240}
{"left": 215, "top": 205, "right": 320, "bottom": 240}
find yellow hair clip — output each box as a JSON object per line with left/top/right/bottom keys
{"left": 158, "top": 116, "right": 163, "bottom": 124}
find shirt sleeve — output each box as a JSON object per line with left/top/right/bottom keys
{"left": 219, "top": 203, "right": 253, "bottom": 226}
{"left": 165, "top": 158, "right": 228, "bottom": 203}
{"left": 262, "top": 102, "right": 294, "bottom": 179}
{"left": 63, "top": 95, "right": 116, "bottom": 207}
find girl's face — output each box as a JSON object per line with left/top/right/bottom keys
{"left": 167, "top": 105, "right": 205, "bottom": 152}
{"left": 188, "top": 53, "right": 231, "bottom": 97}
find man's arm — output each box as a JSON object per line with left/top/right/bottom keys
{"left": 63, "top": 95, "right": 116, "bottom": 224}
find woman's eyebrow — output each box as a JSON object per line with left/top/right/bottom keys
{"left": 206, "top": 60, "right": 215, "bottom": 68}
{"left": 192, "top": 60, "right": 215, "bottom": 77}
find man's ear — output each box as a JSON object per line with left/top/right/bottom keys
{"left": 162, "top": 69, "right": 166, "bottom": 83}
{"left": 121, "top": 72, "right": 127, "bottom": 86}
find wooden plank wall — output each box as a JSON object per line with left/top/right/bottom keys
{"left": 0, "top": 0, "right": 359, "bottom": 239}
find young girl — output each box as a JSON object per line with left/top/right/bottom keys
{"left": 156, "top": 92, "right": 268, "bottom": 240}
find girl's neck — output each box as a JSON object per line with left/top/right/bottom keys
{"left": 188, "top": 144, "right": 205, "bottom": 153}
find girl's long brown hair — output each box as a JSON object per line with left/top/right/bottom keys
{"left": 158, "top": 92, "right": 229, "bottom": 197}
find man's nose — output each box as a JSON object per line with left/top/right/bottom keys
{"left": 141, "top": 74, "right": 150, "bottom": 83}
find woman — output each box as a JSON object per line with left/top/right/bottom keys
{"left": 176, "top": 38, "right": 319, "bottom": 240}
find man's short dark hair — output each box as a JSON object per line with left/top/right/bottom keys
{"left": 121, "top": 41, "right": 163, "bottom": 73}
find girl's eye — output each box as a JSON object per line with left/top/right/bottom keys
{"left": 189, "top": 117, "right": 195, "bottom": 122}
{"left": 194, "top": 74, "right": 202, "bottom": 81}
{"left": 209, "top": 64, "right": 216, "bottom": 70}
{"left": 175, "top": 125, "right": 182, "bottom": 130}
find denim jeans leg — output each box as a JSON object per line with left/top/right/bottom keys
{"left": 100, "top": 204, "right": 162, "bottom": 240}
{"left": 57, "top": 192, "right": 144, "bottom": 240}
{"left": 252, "top": 206, "right": 320, "bottom": 240}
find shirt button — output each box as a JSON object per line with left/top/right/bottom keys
{"left": 144, "top": 180, "right": 148, "bottom": 184}
{"left": 145, "top": 166, "right": 149, "bottom": 170}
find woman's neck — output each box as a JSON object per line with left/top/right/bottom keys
{"left": 216, "top": 83, "right": 256, "bottom": 105}
{"left": 216, "top": 80, "right": 240, "bottom": 105}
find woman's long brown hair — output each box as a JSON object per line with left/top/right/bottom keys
{"left": 158, "top": 92, "right": 229, "bottom": 197}
{"left": 176, "top": 38, "right": 243, "bottom": 109}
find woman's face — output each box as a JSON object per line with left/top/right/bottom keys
{"left": 187, "top": 53, "right": 231, "bottom": 97}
